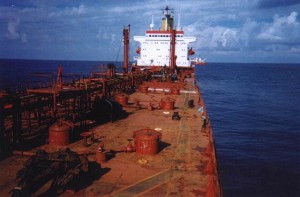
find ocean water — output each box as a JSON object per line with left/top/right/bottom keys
{"left": 196, "top": 63, "right": 300, "bottom": 197}
{"left": 0, "top": 59, "right": 300, "bottom": 196}
{"left": 0, "top": 59, "right": 123, "bottom": 90}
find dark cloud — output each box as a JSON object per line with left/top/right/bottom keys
{"left": 257, "top": 0, "right": 300, "bottom": 8}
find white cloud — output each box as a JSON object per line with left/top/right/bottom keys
{"left": 7, "top": 19, "right": 20, "bottom": 39}
{"left": 48, "top": 4, "right": 87, "bottom": 17}
{"left": 290, "top": 46, "right": 300, "bottom": 53}
{"left": 186, "top": 24, "right": 240, "bottom": 51}
{"left": 6, "top": 18, "right": 28, "bottom": 43}
{"left": 96, "top": 30, "right": 116, "bottom": 43}
{"left": 221, "top": 29, "right": 238, "bottom": 48}
{"left": 21, "top": 33, "right": 28, "bottom": 43}
{"left": 287, "top": 11, "right": 298, "bottom": 24}
{"left": 111, "top": 33, "right": 116, "bottom": 42}
{"left": 256, "top": 11, "right": 299, "bottom": 43}
{"left": 186, "top": 10, "right": 300, "bottom": 56}
{"left": 257, "top": 33, "right": 282, "bottom": 41}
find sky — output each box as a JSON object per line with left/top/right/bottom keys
{"left": 0, "top": 0, "right": 299, "bottom": 63}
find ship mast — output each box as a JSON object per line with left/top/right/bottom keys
{"left": 170, "top": 29, "right": 176, "bottom": 71}
{"left": 123, "top": 25, "right": 130, "bottom": 74}
{"left": 161, "top": 6, "right": 176, "bottom": 72}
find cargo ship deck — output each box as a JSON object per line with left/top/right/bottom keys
{"left": 0, "top": 77, "right": 221, "bottom": 196}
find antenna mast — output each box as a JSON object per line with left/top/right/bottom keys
{"left": 150, "top": 15, "right": 154, "bottom": 30}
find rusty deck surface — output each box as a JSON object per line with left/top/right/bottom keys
{"left": 0, "top": 78, "right": 221, "bottom": 196}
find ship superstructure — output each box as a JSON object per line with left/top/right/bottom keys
{"left": 134, "top": 6, "right": 196, "bottom": 68}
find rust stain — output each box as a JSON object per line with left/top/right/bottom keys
{"left": 196, "top": 164, "right": 205, "bottom": 172}
{"left": 177, "top": 176, "right": 185, "bottom": 193}
{"left": 194, "top": 145, "right": 206, "bottom": 152}
{"left": 191, "top": 189, "right": 206, "bottom": 196}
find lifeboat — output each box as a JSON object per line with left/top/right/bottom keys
{"left": 188, "top": 48, "right": 195, "bottom": 55}
{"left": 136, "top": 47, "right": 141, "bottom": 54}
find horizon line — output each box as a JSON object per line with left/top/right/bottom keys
{"left": 0, "top": 58, "right": 299, "bottom": 65}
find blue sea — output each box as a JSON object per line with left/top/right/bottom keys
{"left": 197, "top": 63, "right": 300, "bottom": 197}
{"left": 0, "top": 59, "right": 300, "bottom": 196}
{"left": 0, "top": 59, "right": 124, "bottom": 90}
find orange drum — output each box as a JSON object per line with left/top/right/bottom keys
{"left": 161, "top": 97, "right": 175, "bottom": 110}
{"left": 133, "top": 128, "right": 162, "bottom": 155}
{"left": 49, "top": 122, "right": 71, "bottom": 146}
